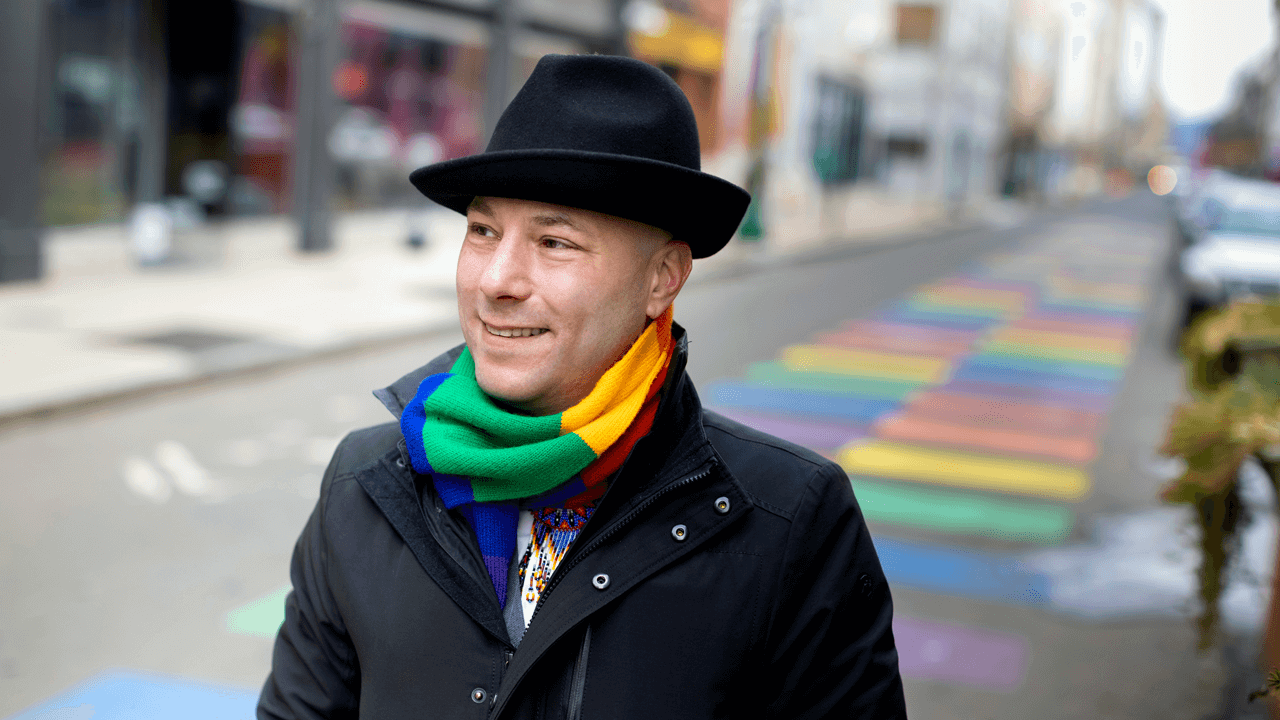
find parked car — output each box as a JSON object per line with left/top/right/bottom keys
{"left": 1178, "top": 180, "right": 1280, "bottom": 326}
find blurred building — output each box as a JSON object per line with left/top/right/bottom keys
{"left": 8, "top": 0, "right": 624, "bottom": 278}
{"left": 712, "top": 0, "right": 1014, "bottom": 250}
{"left": 1039, "top": 0, "right": 1166, "bottom": 196}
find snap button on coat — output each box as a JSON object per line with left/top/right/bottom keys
{"left": 471, "top": 688, "right": 487, "bottom": 703}
{"left": 714, "top": 496, "right": 731, "bottom": 514}
{"left": 592, "top": 573, "right": 610, "bottom": 590}
{"left": 671, "top": 524, "right": 687, "bottom": 541}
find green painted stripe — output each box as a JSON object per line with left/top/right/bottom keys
{"left": 746, "top": 362, "right": 924, "bottom": 399}
{"left": 849, "top": 476, "right": 1075, "bottom": 544}
{"left": 226, "top": 586, "right": 291, "bottom": 638}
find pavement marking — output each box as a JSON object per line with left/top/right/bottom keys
{"left": 894, "top": 615, "right": 1029, "bottom": 692}
{"left": 904, "top": 297, "right": 1016, "bottom": 320}
{"left": 989, "top": 327, "right": 1132, "bottom": 354}
{"left": 812, "top": 329, "right": 974, "bottom": 358}
{"left": 226, "top": 586, "right": 290, "bottom": 638}
{"left": 837, "top": 441, "right": 1091, "bottom": 500}
{"left": 781, "top": 345, "right": 951, "bottom": 383}
{"left": 121, "top": 456, "right": 171, "bottom": 504}
{"left": 851, "top": 477, "right": 1074, "bottom": 544}
{"left": 746, "top": 362, "right": 923, "bottom": 399}
{"left": 960, "top": 353, "right": 1123, "bottom": 382}
{"left": 874, "top": 537, "right": 1051, "bottom": 605}
{"left": 154, "top": 440, "right": 218, "bottom": 499}
{"left": 875, "top": 413, "right": 1098, "bottom": 465}
{"left": 979, "top": 340, "right": 1128, "bottom": 367}
{"left": 950, "top": 363, "right": 1116, "bottom": 396}
{"left": 6, "top": 670, "right": 257, "bottom": 720}
{"left": 707, "top": 406, "right": 867, "bottom": 450}
{"left": 903, "top": 390, "right": 1105, "bottom": 435}
{"left": 879, "top": 306, "right": 1002, "bottom": 330}
{"left": 938, "top": 379, "right": 1114, "bottom": 412}
{"left": 707, "top": 383, "right": 901, "bottom": 424}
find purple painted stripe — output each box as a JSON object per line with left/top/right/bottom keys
{"left": 895, "top": 615, "right": 1029, "bottom": 692}
{"left": 940, "top": 379, "right": 1115, "bottom": 413}
{"left": 707, "top": 406, "right": 869, "bottom": 449}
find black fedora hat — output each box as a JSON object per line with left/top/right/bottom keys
{"left": 409, "top": 54, "right": 750, "bottom": 259}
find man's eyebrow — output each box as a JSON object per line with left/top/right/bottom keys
{"left": 531, "top": 212, "right": 583, "bottom": 231}
{"left": 467, "top": 197, "right": 494, "bottom": 216}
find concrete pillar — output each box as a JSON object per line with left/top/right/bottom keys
{"left": 0, "top": 0, "right": 48, "bottom": 282}
{"left": 293, "top": 0, "right": 342, "bottom": 252}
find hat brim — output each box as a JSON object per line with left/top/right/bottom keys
{"left": 409, "top": 149, "right": 750, "bottom": 259}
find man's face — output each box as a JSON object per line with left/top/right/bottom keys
{"left": 457, "top": 196, "right": 680, "bottom": 416}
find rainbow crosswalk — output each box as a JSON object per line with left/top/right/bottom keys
{"left": 707, "top": 229, "right": 1159, "bottom": 692}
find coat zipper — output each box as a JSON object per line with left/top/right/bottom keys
{"left": 526, "top": 461, "right": 717, "bottom": 627}
{"left": 566, "top": 625, "right": 592, "bottom": 720}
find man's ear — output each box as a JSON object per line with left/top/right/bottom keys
{"left": 646, "top": 241, "right": 693, "bottom": 319}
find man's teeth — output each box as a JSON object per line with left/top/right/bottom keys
{"left": 487, "top": 325, "right": 548, "bottom": 338}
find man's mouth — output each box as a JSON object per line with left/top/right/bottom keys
{"left": 484, "top": 323, "right": 549, "bottom": 338}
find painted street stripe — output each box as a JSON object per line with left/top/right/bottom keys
{"left": 989, "top": 327, "right": 1132, "bottom": 355}
{"left": 875, "top": 413, "right": 1098, "bottom": 465}
{"left": 851, "top": 476, "right": 1074, "bottom": 544}
{"left": 874, "top": 536, "right": 1051, "bottom": 605}
{"left": 746, "top": 362, "right": 923, "bottom": 399}
{"left": 812, "top": 329, "right": 974, "bottom": 358}
{"left": 917, "top": 285, "right": 1031, "bottom": 311}
{"left": 904, "top": 297, "right": 1012, "bottom": 319}
{"left": 961, "top": 353, "right": 1123, "bottom": 382}
{"left": 894, "top": 615, "right": 1029, "bottom": 692}
{"left": 7, "top": 670, "right": 257, "bottom": 720}
{"left": 226, "top": 585, "right": 290, "bottom": 638}
{"left": 1034, "top": 299, "right": 1140, "bottom": 317}
{"left": 839, "top": 319, "right": 984, "bottom": 345}
{"left": 879, "top": 306, "right": 1000, "bottom": 330}
{"left": 708, "top": 406, "right": 868, "bottom": 449}
{"left": 939, "top": 379, "right": 1114, "bottom": 412}
{"left": 707, "top": 383, "right": 901, "bottom": 424}
{"left": 979, "top": 340, "right": 1128, "bottom": 367}
{"left": 951, "top": 363, "right": 1117, "bottom": 396}
{"left": 838, "top": 440, "right": 1091, "bottom": 500}
{"left": 903, "top": 390, "right": 1105, "bottom": 435}
{"left": 1014, "top": 311, "right": 1137, "bottom": 332}
{"left": 782, "top": 345, "right": 951, "bottom": 383}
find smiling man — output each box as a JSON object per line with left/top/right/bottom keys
{"left": 258, "top": 54, "right": 904, "bottom": 720}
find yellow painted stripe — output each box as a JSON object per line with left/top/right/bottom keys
{"left": 837, "top": 440, "right": 1090, "bottom": 500}
{"left": 990, "top": 327, "right": 1131, "bottom": 355}
{"left": 783, "top": 345, "right": 951, "bottom": 383}
{"left": 919, "top": 286, "right": 1029, "bottom": 312}
{"left": 979, "top": 340, "right": 1127, "bottom": 366}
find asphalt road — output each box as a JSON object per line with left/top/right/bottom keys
{"left": 1, "top": 194, "right": 1257, "bottom": 718}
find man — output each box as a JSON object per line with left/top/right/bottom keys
{"left": 259, "top": 54, "right": 904, "bottom": 719}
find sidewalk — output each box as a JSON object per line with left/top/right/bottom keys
{"left": 0, "top": 196, "right": 1028, "bottom": 426}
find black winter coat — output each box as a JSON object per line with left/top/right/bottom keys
{"left": 258, "top": 328, "right": 906, "bottom": 719}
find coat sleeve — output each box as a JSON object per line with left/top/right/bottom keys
{"left": 258, "top": 443, "right": 361, "bottom": 720}
{"left": 763, "top": 462, "right": 906, "bottom": 719}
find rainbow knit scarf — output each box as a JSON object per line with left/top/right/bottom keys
{"left": 401, "top": 307, "right": 674, "bottom": 608}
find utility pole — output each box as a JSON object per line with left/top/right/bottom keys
{"left": 484, "top": 0, "right": 519, "bottom": 146}
{"left": 0, "top": 0, "right": 48, "bottom": 282}
{"left": 293, "top": 0, "right": 342, "bottom": 252}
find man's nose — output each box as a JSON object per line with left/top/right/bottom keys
{"left": 478, "top": 235, "right": 533, "bottom": 301}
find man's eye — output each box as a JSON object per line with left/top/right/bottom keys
{"left": 470, "top": 224, "right": 496, "bottom": 237}
{"left": 542, "top": 237, "right": 572, "bottom": 250}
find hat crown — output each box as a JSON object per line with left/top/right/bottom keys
{"left": 487, "top": 54, "right": 701, "bottom": 171}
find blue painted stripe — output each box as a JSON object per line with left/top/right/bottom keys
{"left": 962, "top": 353, "right": 1123, "bottom": 382}
{"left": 1036, "top": 300, "right": 1141, "bottom": 317}
{"left": 875, "top": 537, "right": 1051, "bottom": 606}
{"left": 7, "top": 670, "right": 257, "bottom": 720}
{"left": 706, "top": 382, "right": 902, "bottom": 424}
{"left": 952, "top": 364, "right": 1117, "bottom": 396}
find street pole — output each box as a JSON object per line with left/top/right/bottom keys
{"left": 293, "top": 0, "right": 342, "bottom": 252}
{"left": 483, "top": 0, "right": 518, "bottom": 146}
{"left": 0, "top": 0, "right": 48, "bottom": 282}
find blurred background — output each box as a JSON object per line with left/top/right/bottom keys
{"left": 3, "top": 0, "right": 1280, "bottom": 718}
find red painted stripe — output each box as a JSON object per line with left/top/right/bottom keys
{"left": 813, "top": 329, "right": 974, "bottom": 358}
{"left": 838, "top": 319, "right": 984, "bottom": 345}
{"left": 905, "top": 390, "right": 1106, "bottom": 435}
{"left": 1012, "top": 314, "right": 1135, "bottom": 339}
{"left": 876, "top": 413, "right": 1098, "bottom": 465}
